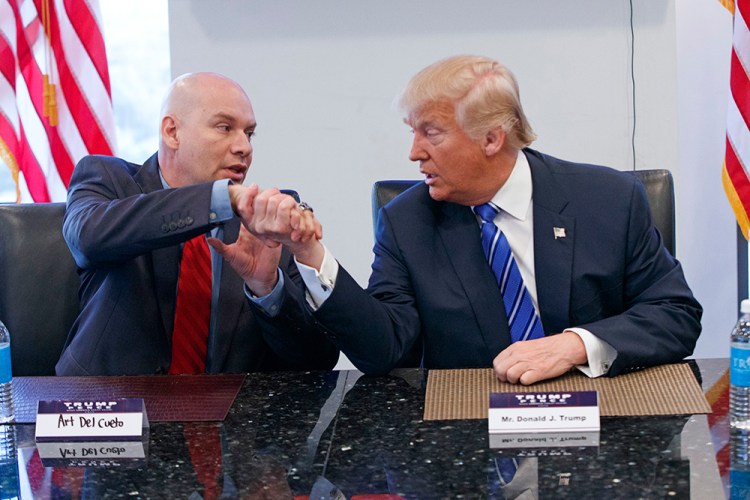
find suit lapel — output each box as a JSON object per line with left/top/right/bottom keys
{"left": 435, "top": 202, "right": 512, "bottom": 357}
{"left": 526, "top": 150, "right": 575, "bottom": 334}
{"left": 210, "top": 218, "right": 244, "bottom": 371}
{"left": 133, "top": 155, "right": 181, "bottom": 342}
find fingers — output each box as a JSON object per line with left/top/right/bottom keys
{"left": 290, "top": 209, "right": 322, "bottom": 243}
{"left": 242, "top": 187, "right": 322, "bottom": 248}
{"left": 494, "top": 357, "right": 542, "bottom": 385}
{"left": 230, "top": 183, "right": 260, "bottom": 220}
{"left": 494, "top": 345, "right": 543, "bottom": 385}
{"left": 492, "top": 335, "right": 582, "bottom": 385}
{"left": 250, "top": 187, "right": 283, "bottom": 223}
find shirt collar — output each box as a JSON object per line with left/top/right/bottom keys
{"left": 488, "top": 150, "right": 532, "bottom": 221}
{"left": 159, "top": 168, "right": 171, "bottom": 189}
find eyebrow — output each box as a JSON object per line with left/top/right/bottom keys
{"left": 212, "top": 112, "right": 256, "bottom": 129}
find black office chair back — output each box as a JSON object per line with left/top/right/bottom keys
{"left": 372, "top": 169, "right": 676, "bottom": 256}
{"left": 632, "top": 170, "right": 675, "bottom": 257}
{"left": 0, "top": 203, "right": 79, "bottom": 375}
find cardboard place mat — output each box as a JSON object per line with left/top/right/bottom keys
{"left": 11, "top": 374, "right": 246, "bottom": 424}
{"left": 424, "top": 363, "right": 711, "bottom": 420}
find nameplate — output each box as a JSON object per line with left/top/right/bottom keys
{"left": 35, "top": 398, "right": 149, "bottom": 442}
{"left": 488, "top": 391, "right": 600, "bottom": 433}
{"left": 489, "top": 431, "right": 600, "bottom": 450}
{"left": 37, "top": 439, "right": 148, "bottom": 468}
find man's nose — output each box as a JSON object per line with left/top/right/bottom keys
{"left": 409, "top": 136, "right": 427, "bottom": 162}
{"left": 233, "top": 132, "right": 252, "bottom": 157}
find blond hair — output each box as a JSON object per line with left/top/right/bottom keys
{"left": 398, "top": 55, "right": 536, "bottom": 149}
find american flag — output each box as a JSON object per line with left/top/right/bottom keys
{"left": 0, "top": 0, "right": 116, "bottom": 203}
{"left": 723, "top": 0, "right": 750, "bottom": 239}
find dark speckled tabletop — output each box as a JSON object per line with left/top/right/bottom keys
{"left": 0, "top": 359, "right": 740, "bottom": 499}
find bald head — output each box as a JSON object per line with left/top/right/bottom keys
{"left": 157, "top": 72, "right": 256, "bottom": 187}
{"left": 160, "top": 72, "right": 249, "bottom": 120}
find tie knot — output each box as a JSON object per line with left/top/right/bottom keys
{"left": 473, "top": 202, "right": 499, "bottom": 224}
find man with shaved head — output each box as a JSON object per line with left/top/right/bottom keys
{"left": 56, "top": 72, "right": 338, "bottom": 375}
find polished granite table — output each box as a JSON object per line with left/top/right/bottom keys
{"left": 0, "top": 358, "right": 743, "bottom": 499}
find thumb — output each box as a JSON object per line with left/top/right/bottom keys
{"left": 207, "top": 236, "right": 228, "bottom": 256}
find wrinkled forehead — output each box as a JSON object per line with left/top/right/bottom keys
{"left": 191, "top": 83, "right": 255, "bottom": 123}
{"left": 405, "top": 100, "right": 457, "bottom": 129}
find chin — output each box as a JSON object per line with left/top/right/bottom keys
{"left": 428, "top": 186, "right": 452, "bottom": 203}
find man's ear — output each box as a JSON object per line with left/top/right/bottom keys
{"left": 483, "top": 128, "right": 505, "bottom": 157}
{"left": 161, "top": 115, "right": 179, "bottom": 149}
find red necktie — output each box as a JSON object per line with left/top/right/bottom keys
{"left": 169, "top": 235, "right": 212, "bottom": 374}
{"left": 183, "top": 422, "right": 223, "bottom": 499}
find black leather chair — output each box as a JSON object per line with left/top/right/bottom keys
{"left": 0, "top": 203, "right": 79, "bottom": 375}
{"left": 371, "top": 169, "right": 676, "bottom": 256}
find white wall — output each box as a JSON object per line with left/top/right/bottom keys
{"left": 675, "top": 0, "right": 735, "bottom": 359}
{"left": 169, "top": 0, "right": 736, "bottom": 363}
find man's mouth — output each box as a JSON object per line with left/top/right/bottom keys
{"left": 225, "top": 165, "right": 247, "bottom": 180}
{"left": 421, "top": 170, "right": 437, "bottom": 184}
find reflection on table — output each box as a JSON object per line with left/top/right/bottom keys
{"left": 0, "top": 359, "right": 740, "bottom": 499}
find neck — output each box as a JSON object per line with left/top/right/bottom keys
{"left": 470, "top": 148, "right": 520, "bottom": 206}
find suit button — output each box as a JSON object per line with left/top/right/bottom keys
{"left": 169, "top": 221, "right": 177, "bottom": 231}
{"left": 161, "top": 223, "right": 169, "bottom": 233}
{"left": 186, "top": 216, "right": 194, "bottom": 225}
{"left": 177, "top": 219, "right": 186, "bottom": 228}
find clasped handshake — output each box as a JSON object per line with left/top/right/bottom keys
{"left": 231, "top": 183, "right": 321, "bottom": 250}
{"left": 208, "top": 183, "right": 324, "bottom": 296}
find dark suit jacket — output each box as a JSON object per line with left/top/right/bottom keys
{"left": 313, "top": 149, "right": 702, "bottom": 375}
{"left": 56, "top": 154, "right": 338, "bottom": 375}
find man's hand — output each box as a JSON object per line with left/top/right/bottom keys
{"left": 208, "top": 225, "right": 282, "bottom": 296}
{"left": 231, "top": 184, "right": 325, "bottom": 270}
{"left": 492, "top": 332, "right": 588, "bottom": 385}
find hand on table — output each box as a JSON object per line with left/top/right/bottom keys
{"left": 492, "top": 331, "right": 588, "bottom": 385}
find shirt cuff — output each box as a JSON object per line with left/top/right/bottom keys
{"left": 565, "top": 327, "right": 617, "bottom": 378}
{"left": 210, "top": 179, "right": 235, "bottom": 223}
{"left": 245, "top": 269, "right": 285, "bottom": 317}
{"left": 295, "top": 244, "right": 338, "bottom": 310}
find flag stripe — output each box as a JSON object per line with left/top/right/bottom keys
{"left": 726, "top": 136, "right": 750, "bottom": 215}
{"left": 62, "top": 0, "right": 110, "bottom": 92}
{"left": 731, "top": 50, "right": 750, "bottom": 127}
{"left": 0, "top": 11, "right": 16, "bottom": 87}
{"left": 15, "top": 75, "right": 54, "bottom": 201}
{"left": 19, "top": 125, "right": 51, "bottom": 202}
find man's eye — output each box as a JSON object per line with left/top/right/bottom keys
{"left": 246, "top": 131, "right": 256, "bottom": 140}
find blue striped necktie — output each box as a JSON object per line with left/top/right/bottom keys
{"left": 473, "top": 202, "right": 544, "bottom": 343}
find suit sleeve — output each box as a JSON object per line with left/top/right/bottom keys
{"left": 248, "top": 251, "right": 341, "bottom": 371}
{"left": 63, "top": 155, "right": 218, "bottom": 269}
{"left": 309, "top": 210, "right": 422, "bottom": 375}
{"left": 577, "top": 180, "right": 702, "bottom": 375}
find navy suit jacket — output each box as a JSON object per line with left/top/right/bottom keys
{"left": 56, "top": 154, "right": 338, "bottom": 375}
{"left": 313, "top": 149, "right": 702, "bottom": 375}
